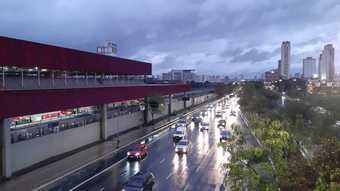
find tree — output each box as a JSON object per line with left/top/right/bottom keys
{"left": 313, "top": 138, "right": 340, "bottom": 191}
{"left": 148, "top": 93, "right": 165, "bottom": 124}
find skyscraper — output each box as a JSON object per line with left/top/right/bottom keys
{"left": 319, "top": 44, "right": 335, "bottom": 81}
{"left": 278, "top": 60, "right": 282, "bottom": 77}
{"left": 280, "top": 41, "right": 291, "bottom": 78}
{"left": 303, "top": 57, "right": 317, "bottom": 79}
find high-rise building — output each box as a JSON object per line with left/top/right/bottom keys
{"left": 278, "top": 60, "right": 282, "bottom": 77}
{"left": 303, "top": 57, "right": 317, "bottom": 79}
{"left": 280, "top": 41, "right": 291, "bottom": 78}
{"left": 97, "top": 41, "right": 117, "bottom": 56}
{"left": 319, "top": 44, "right": 335, "bottom": 81}
{"left": 264, "top": 69, "right": 280, "bottom": 82}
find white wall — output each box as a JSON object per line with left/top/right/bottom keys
{"left": 107, "top": 112, "right": 144, "bottom": 137}
{"left": 11, "top": 122, "right": 100, "bottom": 173}
{"left": 9, "top": 93, "right": 217, "bottom": 173}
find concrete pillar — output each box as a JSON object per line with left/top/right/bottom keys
{"left": 100, "top": 104, "right": 108, "bottom": 140}
{"left": 1, "top": 118, "right": 12, "bottom": 178}
{"left": 183, "top": 92, "right": 187, "bottom": 109}
{"left": 143, "top": 97, "right": 149, "bottom": 124}
{"left": 168, "top": 94, "right": 172, "bottom": 115}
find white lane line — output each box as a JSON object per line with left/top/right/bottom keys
{"left": 33, "top": 116, "right": 180, "bottom": 191}
{"left": 159, "top": 158, "right": 165, "bottom": 164}
{"left": 34, "top": 100, "right": 214, "bottom": 191}
{"left": 69, "top": 157, "right": 127, "bottom": 191}
{"left": 99, "top": 187, "right": 105, "bottom": 191}
{"left": 67, "top": 108, "right": 204, "bottom": 190}
{"left": 166, "top": 173, "right": 173, "bottom": 179}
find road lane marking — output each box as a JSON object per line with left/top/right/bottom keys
{"left": 69, "top": 157, "right": 127, "bottom": 191}
{"left": 34, "top": 100, "right": 218, "bottom": 191}
{"left": 166, "top": 173, "right": 173, "bottom": 179}
{"left": 160, "top": 158, "right": 165, "bottom": 164}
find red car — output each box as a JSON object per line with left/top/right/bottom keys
{"left": 127, "top": 144, "right": 148, "bottom": 160}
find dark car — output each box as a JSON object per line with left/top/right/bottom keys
{"left": 216, "top": 112, "right": 222, "bottom": 118}
{"left": 123, "top": 171, "right": 155, "bottom": 191}
{"left": 127, "top": 144, "right": 148, "bottom": 160}
{"left": 220, "top": 130, "right": 232, "bottom": 142}
{"left": 217, "top": 119, "right": 227, "bottom": 128}
{"left": 230, "top": 110, "right": 236, "bottom": 116}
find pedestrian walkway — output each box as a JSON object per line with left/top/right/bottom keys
{"left": 0, "top": 103, "right": 206, "bottom": 191}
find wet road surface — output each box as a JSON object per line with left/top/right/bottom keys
{"left": 77, "top": 102, "right": 238, "bottom": 191}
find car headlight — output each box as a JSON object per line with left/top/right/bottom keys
{"left": 175, "top": 148, "right": 179, "bottom": 151}
{"left": 127, "top": 152, "right": 131, "bottom": 156}
{"left": 135, "top": 152, "right": 140, "bottom": 156}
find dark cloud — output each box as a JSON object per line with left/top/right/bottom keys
{"left": 230, "top": 48, "right": 279, "bottom": 63}
{"left": 0, "top": 0, "right": 339, "bottom": 75}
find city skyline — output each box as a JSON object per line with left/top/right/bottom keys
{"left": 0, "top": 0, "right": 339, "bottom": 76}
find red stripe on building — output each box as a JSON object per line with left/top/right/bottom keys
{"left": 0, "top": 84, "right": 191, "bottom": 118}
{"left": 0, "top": 36, "right": 151, "bottom": 75}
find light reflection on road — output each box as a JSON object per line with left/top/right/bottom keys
{"left": 172, "top": 153, "right": 188, "bottom": 186}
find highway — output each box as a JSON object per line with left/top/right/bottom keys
{"left": 40, "top": 97, "right": 241, "bottom": 191}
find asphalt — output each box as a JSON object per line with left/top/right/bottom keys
{"left": 67, "top": 101, "right": 240, "bottom": 191}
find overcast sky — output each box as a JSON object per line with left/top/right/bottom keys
{"left": 1, "top": 0, "right": 340, "bottom": 77}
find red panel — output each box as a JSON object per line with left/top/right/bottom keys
{"left": 0, "top": 36, "right": 151, "bottom": 75}
{"left": 0, "top": 84, "right": 191, "bottom": 118}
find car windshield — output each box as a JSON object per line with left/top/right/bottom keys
{"left": 177, "top": 141, "right": 188, "bottom": 146}
{"left": 130, "top": 145, "right": 143, "bottom": 150}
{"left": 126, "top": 177, "right": 144, "bottom": 188}
{"left": 221, "top": 131, "right": 231, "bottom": 136}
{"left": 202, "top": 122, "right": 209, "bottom": 126}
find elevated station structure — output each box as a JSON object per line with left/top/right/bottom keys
{"left": 0, "top": 36, "right": 191, "bottom": 178}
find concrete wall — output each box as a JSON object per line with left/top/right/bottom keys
{"left": 8, "top": 92, "right": 216, "bottom": 174}
{"left": 107, "top": 112, "right": 144, "bottom": 137}
{"left": 10, "top": 122, "right": 100, "bottom": 173}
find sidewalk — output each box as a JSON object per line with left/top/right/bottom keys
{"left": 0, "top": 103, "right": 206, "bottom": 191}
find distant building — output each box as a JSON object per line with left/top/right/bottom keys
{"left": 264, "top": 69, "right": 280, "bottom": 82}
{"left": 161, "top": 69, "right": 195, "bottom": 82}
{"left": 294, "top": 73, "right": 301, "bottom": 78}
{"left": 224, "top": 76, "right": 230, "bottom": 82}
{"left": 97, "top": 41, "right": 117, "bottom": 56}
{"left": 303, "top": 57, "right": 317, "bottom": 79}
{"left": 162, "top": 72, "right": 172, "bottom": 81}
{"left": 278, "top": 60, "right": 282, "bottom": 77}
{"left": 280, "top": 41, "right": 291, "bottom": 79}
{"left": 319, "top": 44, "right": 335, "bottom": 81}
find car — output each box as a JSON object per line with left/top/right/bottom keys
{"left": 220, "top": 130, "right": 232, "bottom": 142}
{"left": 217, "top": 119, "right": 227, "bottom": 128}
{"left": 176, "top": 120, "right": 187, "bottom": 128}
{"left": 122, "top": 171, "right": 155, "bottom": 191}
{"left": 173, "top": 126, "right": 186, "bottom": 142}
{"left": 201, "top": 110, "right": 208, "bottom": 117}
{"left": 127, "top": 144, "right": 148, "bottom": 160}
{"left": 175, "top": 139, "right": 191, "bottom": 154}
{"left": 192, "top": 116, "right": 202, "bottom": 124}
{"left": 215, "top": 112, "right": 222, "bottom": 118}
{"left": 200, "top": 122, "right": 209, "bottom": 131}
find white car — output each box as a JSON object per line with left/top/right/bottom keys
{"left": 175, "top": 139, "right": 191, "bottom": 154}
{"left": 200, "top": 122, "right": 209, "bottom": 131}
{"left": 173, "top": 126, "right": 186, "bottom": 141}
